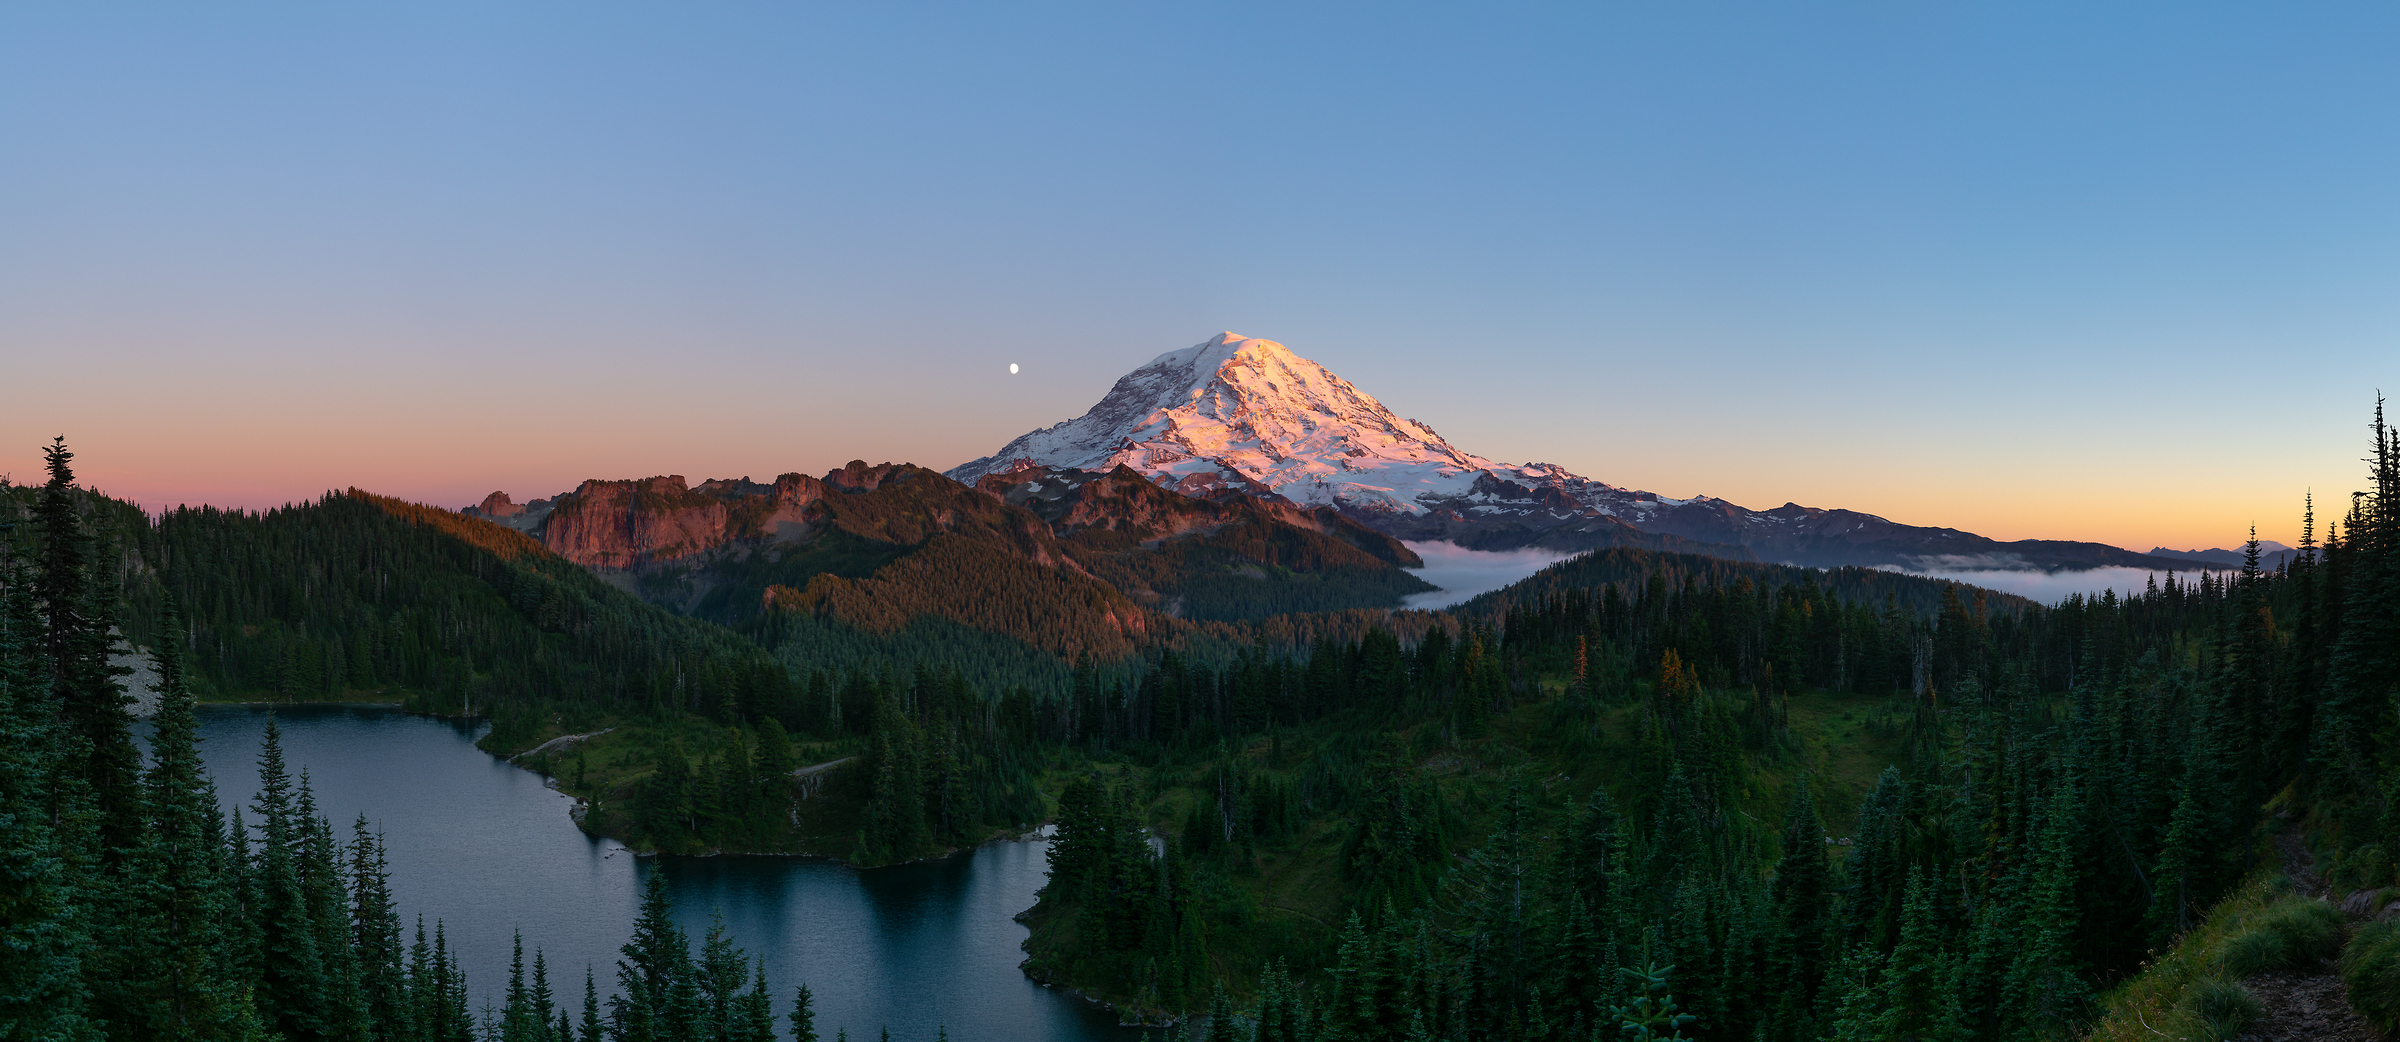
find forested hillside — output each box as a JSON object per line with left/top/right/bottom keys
{"left": 996, "top": 400, "right": 2400, "bottom": 1040}
{"left": 0, "top": 440, "right": 822, "bottom": 1041}
{"left": 8, "top": 394, "right": 2394, "bottom": 1040}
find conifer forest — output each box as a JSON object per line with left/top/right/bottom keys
{"left": 3, "top": 399, "right": 2397, "bottom": 1042}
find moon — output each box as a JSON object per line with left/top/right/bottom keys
{"left": 1009, "top": 363, "right": 1020, "bottom": 374}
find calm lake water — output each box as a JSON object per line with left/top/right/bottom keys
{"left": 189, "top": 705, "right": 1147, "bottom": 1042}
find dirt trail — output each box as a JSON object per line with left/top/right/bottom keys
{"left": 789, "top": 757, "right": 853, "bottom": 779}
{"left": 2278, "top": 829, "right": 2331, "bottom": 899}
{"left": 511, "top": 727, "right": 615, "bottom": 762}
{"left": 2231, "top": 830, "right": 2377, "bottom": 1042}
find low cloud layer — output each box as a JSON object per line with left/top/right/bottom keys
{"left": 1877, "top": 565, "right": 2208, "bottom": 606}
{"left": 1394, "top": 541, "right": 2216, "bottom": 613}
{"left": 1401, "top": 541, "right": 1579, "bottom": 610}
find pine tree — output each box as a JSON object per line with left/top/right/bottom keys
{"left": 503, "top": 931, "right": 536, "bottom": 1042}
{"left": 696, "top": 910, "right": 748, "bottom": 1039}
{"left": 735, "top": 960, "right": 777, "bottom": 1042}
{"left": 1323, "top": 913, "right": 1378, "bottom": 1042}
{"left": 350, "top": 818, "right": 409, "bottom": 1041}
{"left": 1252, "top": 961, "right": 1307, "bottom": 1042}
{"left": 787, "top": 983, "right": 817, "bottom": 1042}
{"left": 1875, "top": 867, "right": 1963, "bottom": 1042}
{"left": 532, "top": 950, "right": 559, "bottom": 1042}
{"left": 2008, "top": 781, "right": 2089, "bottom": 1037}
{"left": 1447, "top": 776, "right": 1537, "bottom": 1030}
{"left": 1611, "top": 963, "right": 1695, "bottom": 1042}
{"left": 1769, "top": 777, "right": 1830, "bottom": 1027}
{"left": 36, "top": 437, "right": 144, "bottom": 861}
{"left": 249, "top": 718, "right": 330, "bottom": 1040}
{"left": 0, "top": 514, "right": 94, "bottom": 1042}
{"left": 113, "top": 595, "right": 241, "bottom": 1038}
{"left": 613, "top": 871, "right": 691, "bottom": 1042}
{"left": 1205, "top": 981, "right": 1241, "bottom": 1042}
{"left": 581, "top": 966, "right": 606, "bottom": 1042}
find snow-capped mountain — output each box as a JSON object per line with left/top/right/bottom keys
{"left": 949, "top": 333, "right": 2200, "bottom": 572}
{"left": 952, "top": 333, "right": 1513, "bottom": 507}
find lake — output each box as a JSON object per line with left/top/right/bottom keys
{"left": 190, "top": 704, "right": 1149, "bottom": 1042}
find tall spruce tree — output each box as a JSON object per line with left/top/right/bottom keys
{"left": 113, "top": 596, "right": 241, "bottom": 1038}
{"left": 0, "top": 506, "right": 94, "bottom": 1042}
{"left": 249, "top": 718, "right": 330, "bottom": 1039}
{"left": 1769, "top": 777, "right": 1830, "bottom": 1036}
{"left": 34, "top": 437, "right": 142, "bottom": 861}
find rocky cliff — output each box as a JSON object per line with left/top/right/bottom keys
{"left": 464, "top": 455, "right": 1440, "bottom": 637}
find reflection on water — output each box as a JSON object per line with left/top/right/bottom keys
{"left": 191, "top": 705, "right": 1141, "bottom": 1041}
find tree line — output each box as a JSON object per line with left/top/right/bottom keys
{"left": 1014, "top": 399, "right": 2400, "bottom": 1040}
{"left": 0, "top": 439, "right": 884, "bottom": 1041}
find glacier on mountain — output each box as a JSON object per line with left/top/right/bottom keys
{"left": 948, "top": 332, "right": 2206, "bottom": 573}
{"left": 948, "top": 332, "right": 1670, "bottom": 524}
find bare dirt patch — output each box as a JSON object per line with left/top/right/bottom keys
{"left": 2231, "top": 969, "right": 2380, "bottom": 1042}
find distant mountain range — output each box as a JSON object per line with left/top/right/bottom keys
{"left": 2146, "top": 541, "right": 2301, "bottom": 570}
{"left": 457, "top": 332, "right": 2234, "bottom": 636}
{"left": 949, "top": 333, "right": 2206, "bottom": 573}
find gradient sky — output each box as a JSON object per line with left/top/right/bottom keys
{"left": 5, "top": 3, "right": 2394, "bottom": 553}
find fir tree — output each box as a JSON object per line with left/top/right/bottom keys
{"left": 788, "top": 983, "right": 817, "bottom": 1042}
{"left": 1875, "top": 867, "right": 1963, "bottom": 1042}
{"left": 1769, "top": 777, "right": 1830, "bottom": 1027}
{"left": 613, "top": 870, "right": 693, "bottom": 1042}
{"left": 0, "top": 516, "right": 93, "bottom": 1042}
{"left": 35, "top": 437, "right": 144, "bottom": 860}
{"left": 249, "top": 718, "right": 330, "bottom": 1040}
{"left": 113, "top": 595, "right": 241, "bottom": 1038}
{"left": 2008, "top": 781, "right": 2089, "bottom": 1037}
{"left": 581, "top": 966, "right": 605, "bottom": 1042}
{"left": 1205, "top": 981, "right": 1240, "bottom": 1042}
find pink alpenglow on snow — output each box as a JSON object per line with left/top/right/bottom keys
{"left": 947, "top": 332, "right": 1631, "bottom": 517}
{"left": 948, "top": 333, "right": 2214, "bottom": 576}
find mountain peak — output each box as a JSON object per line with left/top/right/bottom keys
{"left": 948, "top": 333, "right": 1496, "bottom": 506}
{"left": 1143, "top": 331, "right": 1288, "bottom": 370}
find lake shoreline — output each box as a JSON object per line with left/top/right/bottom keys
{"left": 188, "top": 704, "right": 1144, "bottom": 1040}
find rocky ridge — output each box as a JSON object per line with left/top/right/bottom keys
{"left": 463, "top": 456, "right": 1437, "bottom": 633}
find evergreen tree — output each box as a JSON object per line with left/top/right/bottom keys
{"left": 612, "top": 872, "right": 689, "bottom": 1042}
{"left": 697, "top": 911, "right": 748, "bottom": 1039}
{"left": 787, "top": 983, "right": 817, "bottom": 1042}
{"left": 249, "top": 718, "right": 330, "bottom": 1040}
{"left": 581, "top": 966, "right": 605, "bottom": 1042}
{"left": 35, "top": 437, "right": 144, "bottom": 861}
{"left": 1874, "top": 867, "right": 1963, "bottom": 1042}
{"left": 0, "top": 513, "right": 93, "bottom": 1042}
{"left": 1769, "top": 777, "right": 1830, "bottom": 1033}
{"left": 2008, "top": 781, "right": 2089, "bottom": 1037}
{"left": 1205, "top": 981, "right": 1240, "bottom": 1042}
{"left": 112, "top": 596, "right": 241, "bottom": 1038}
{"left": 350, "top": 818, "right": 410, "bottom": 1041}
{"left": 735, "top": 960, "right": 777, "bottom": 1042}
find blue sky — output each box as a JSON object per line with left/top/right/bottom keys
{"left": 3, "top": 3, "right": 2393, "bottom": 551}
